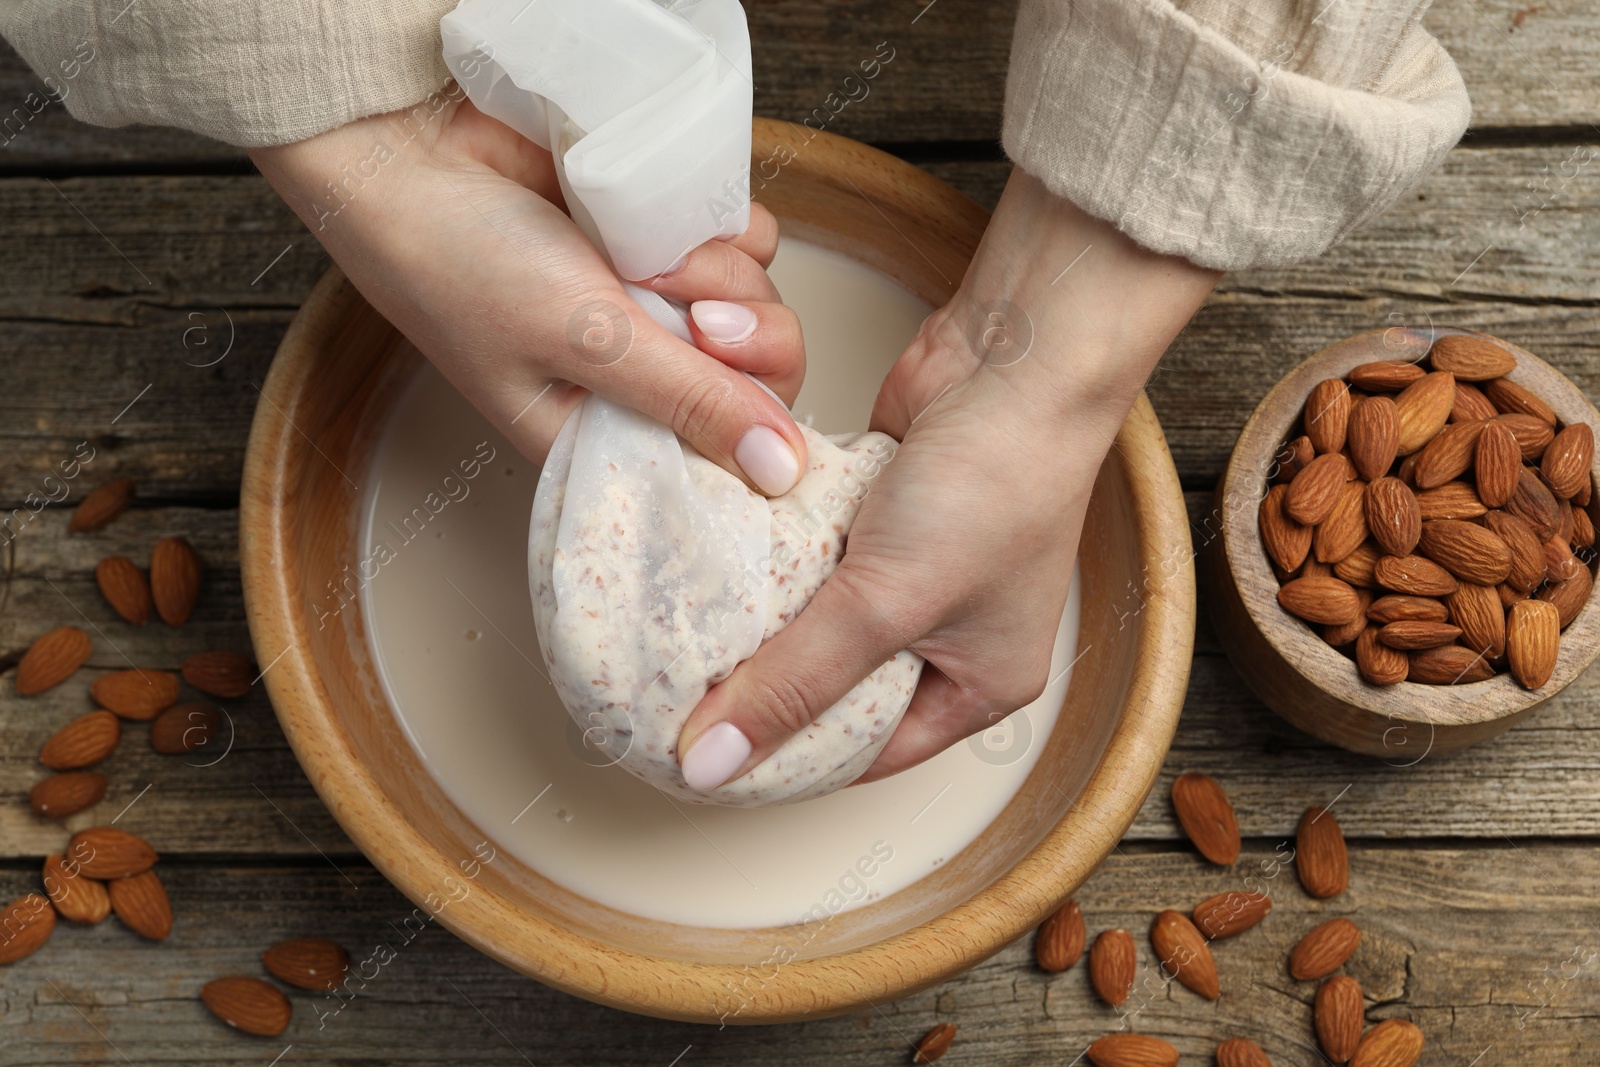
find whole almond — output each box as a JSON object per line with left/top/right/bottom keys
{"left": 201, "top": 976, "right": 293, "bottom": 1037}
{"left": 1412, "top": 419, "right": 1485, "bottom": 490}
{"left": 0, "top": 894, "right": 56, "bottom": 964}
{"left": 1192, "top": 890, "right": 1272, "bottom": 940}
{"left": 15, "top": 625, "right": 91, "bottom": 696}
{"left": 1324, "top": 589, "right": 1373, "bottom": 648}
{"left": 1541, "top": 423, "right": 1594, "bottom": 500}
{"left": 1150, "top": 909, "right": 1220, "bottom": 999}
{"left": 1508, "top": 467, "right": 1561, "bottom": 540}
{"left": 108, "top": 869, "right": 172, "bottom": 940}
{"left": 69, "top": 827, "right": 158, "bottom": 879}
{"left": 150, "top": 703, "right": 222, "bottom": 755}
{"left": 41, "top": 854, "right": 110, "bottom": 925}
{"left": 1290, "top": 917, "right": 1362, "bottom": 980}
{"left": 1170, "top": 772, "right": 1241, "bottom": 865}
{"left": 1087, "top": 1034, "right": 1179, "bottom": 1067}
{"left": 1315, "top": 975, "right": 1365, "bottom": 1063}
{"left": 95, "top": 556, "right": 153, "bottom": 625}
{"left": 1578, "top": 475, "right": 1594, "bottom": 507}
{"left": 1350, "top": 1019, "right": 1424, "bottom": 1067}
{"left": 1393, "top": 371, "right": 1455, "bottom": 455}
{"left": 1485, "top": 377, "right": 1555, "bottom": 425}
{"left": 263, "top": 937, "right": 352, "bottom": 992}
{"left": 1364, "top": 479, "right": 1420, "bottom": 556}
{"left": 1279, "top": 577, "right": 1363, "bottom": 626}
{"left": 1452, "top": 382, "right": 1499, "bottom": 423}
{"left": 1544, "top": 535, "right": 1584, "bottom": 583}
{"left": 1035, "top": 899, "right": 1085, "bottom": 973}
{"left": 182, "top": 651, "right": 254, "bottom": 699}
{"left": 1090, "top": 929, "right": 1137, "bottom": 1006}
{"left": 29, "top": 771, "right": 108, "bottom": 818}
{"left": 39, "top": 709, "right": 121, "bottom": 770}
{"left": 1429, "top": 335, "right": 1517, "bottom": 381}
{"left": 1447, "top": 584, "right": 1507, "bottom": 659}
{"left": 1260, "top": 485, "right": 1312, "bottom": 573}
{"left": 1334, "top": 542, "right": 1382, "bottom": 588}
{"left": 1495, "top": 412, "right": 1555, "bottom": 460}
{"left": 1574, "top": 506, "right": 1595, "bottom": 549}
{"left": 1348, "top": 396, "right": 1400, "bottom": 481}
{"left": 69, "top": 479, "right": 134, "bottom": 532}
{"left": 1216, "top": 1038, "right": 1273, "bottom": 1067}
{"left": 1296, "top": 807, "right": 1349, "bottom": 899}
{"left": 1415, "top": 481, "right": 1486, "bottom": 521}
{"left": 913, "top": 1022, "right": 957, "bottom": 1064}
{"left": 1315, "top": 481, "right": 1370, "bottom": 564}
{"left": 1373, "top": 554, "right": 1457, "bottom": 597}
{"left": 92, "top": 669, "right": 180, "bottom": 721}
{"left": 1500, "top": 582, "right": 1530, "bottom": 609}
{"left": 1475, "top": 419, "right": 1522, "bottom": 508}
{"left": 1537, "top": 566, "right": 1592, "bottom": 628}
{"left": 1417, "top": 520, "right": 1512, "bottom": 586}
{"left": 1356, "top": 627, "right": 1409, "bottom": 686}
{"left": 1286, "top": 453, "right": 1351, "bottom": 525}
{"left": 1408, "top": 645, "right": 1495, "bottom": 685}
{"left": 1349, "top": 360, "right": 1425, "bottom": 393}
{"left": 1506, "top": 599, "right": 1560, "bottom": 689}
{"left": 1485, "top": 510, "right": 1549, "bottom": 592}
{"left": 1367, "top": 595, "right": 1448, "bottom": 624}
{"left": 1377, "top": 620, "right": 1461, "bottom": 650}
{"left": 1305, "top": 379, "right": 1352, "bottom": 454}
{"left": 150, "top": 536, "right": 202, "bottom": 626}
{"left": 1556, "top": 497, "right": 1575, "bottom": 543}
{"left": 1300, "top": 556, "right": 1335, "bottom": 580}
{"left": 1273, "top": 435, "right": 1315, "bottom": 484}
{"left": 1395, "top": 450, "right": 1422, "bottom": 487}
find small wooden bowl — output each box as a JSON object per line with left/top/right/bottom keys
{"left": 1208, "top": 327, "right": 1600, "bottom": 758}
{"left": 240, "top": 119, "right": 1195, "bottom": 1023}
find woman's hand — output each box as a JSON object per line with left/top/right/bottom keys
{"left": 249, "top": 90, "right": 807, "bottom": 494}
{"left": 676, "top": 169, "right": 1220, "bottom": 790}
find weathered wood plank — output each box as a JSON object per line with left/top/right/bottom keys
{"left": 1, "top": 844, "right": 1593, "bottom": 1064}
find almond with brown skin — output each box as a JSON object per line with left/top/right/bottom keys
{"left": 1408, "top": 645, "right": 1495, "bottom": 685}
{"left": 92, "top": 669, "right": 180, "bottom": 721}
{"left": 1356, "top": 627, "right": 1409, "bottom": 685}
{"left": 1216, "top": 1038, "right": 1273, "bottom": 1067}
{"left": 108, "top": 869, "right": 172, "bottom": 940}
{"left": 1087, "top": 1034, "right": 1179, "bottom": 1067}
{"left": 1316, "top": 481, "right": 1370, "bottom": 564}
{"left": 1506, "top": 599, "right": 1560, "bottom": 689}
{"left": 1348, "top": 396, "right": 1400, "bottom": 481}
{"left": 68, "top": 479, "right": 134, "bottom": 532}
{"left": 150, "top": 535, "right": 202, "bottom": 626}
{"left": 1315, "top": 975, "right": 1364, "bottom": 1063}
{"left": 1508, "top": 467, "right": 1561, "bottom": 540}
{"left": 1351, "top": 360, "right": 1427, "bottom": 392}
{"left": 1417, "top": 520, "right": 1513, "bottom": 586}
{"left": 1273, "top": 435, "right": 1315, "bottom": 485}
{"left": 1367, "top": 595, "right": 1448, "bottom": 624}
{"left": 1541, "top": 423, "right": 1594, "bottom": 499}
{"left": 1290, "top": 917, "right": 1362, "bottom": 980}
{"left": 1323, "top": 589, "right": 1372, "bottom": 647}
{"left": 1373, "top": 554, "right": 1457, "bottom": 597}
{"left": 1429, "top": 335, "right": 1517, "bottom": 380}
{"left": 1035, "top": 899, "right": 1085, "bottom": 973}
{"left": 29, "top": 771, "right": 108, "bottom": 818}
{"left": 15, "top": 625, "right": 91, "bottom": 696}
{"left": 1448, "top": 584, "right": 1507, "bottom": 659}
{"left": 1089, "top": 928, "right": 1137, "bottom": 1006}
{"left": 95, "top": 556, "right": 152, "bottom": 625}
{"left": 1394, "top": 371, "right": 1455, "bottom": 455}
{"left": 1556, "top": 497, "right": 1575, "bottom": 543}
{"left": 1301, "top": 557, "right": 1335, "bottom": 580}
{"left": 1377, "top": 620, "right": 1461, "bottom": 650}
{"left": 1538, "top": 566, "right": 1592, "bottom": 628}
{"left": 69, "top": 827, "right": 158, "bottom": 879}
{"left": 1415, "top": 481, "right": 1487, "bottom": 521}
{"left": 1350, "top": 1019, "right": 1424, "bottom": 1067}
{"left": 1485, "top": 510, "right": 1548, "bottom": 592}
{"left": 1364, "top": 478, "right": 1420, "bottom": 556}
{"left": 1474, "top": 419, "right": 1522, "bottom": 508}
{"left": 41, "top": 853, "right": 110, "bottom": 924}
{"left": 1192, "top": 890, "right": 1272, "bottom": 940}
{"left": 1286, "top": 453, "right": 1351, "bottom": 525}
{"left": 1544, "top": 535, "right": 1584, "bottom": 583}
{"left": 1334, "top": 542, "right": 1382, "bottom": 588}
{"left": 1574, "top": 506, "right": 1595, "bottom": 549}
{"left": 150, "top": 703, "right": 222, "bottom": 755}
{"left": 912, "top": 1022, "right": 957, "bottom": 1064}
{"left": 1485, "top": 377, "right": 1555, "bottom": 425}
{"left": 1279, "top": 577, "right": 1363, "bottom": 626}
{"left": 1495, "top": 412, "right": 1555, "bottom": 460}
{"left": 1412, "top": 419, "right": 1485, "bottom": 490}
{"left": 1578, "top": 474, "right": 1594, "bottom": 507}
{"left": 263, "top": 937, "right": 351, "bottom": 992}
{"left": 1453, "top": 381, "right": 1499, "bottom": 423}
{"left": 0, "top": 894, "right": 56, "bottom": 964}
{"left": 1305, "top": 379, "right": 1352, "bottom": 454}
{"left": 1150, "top": 909, "right": 1219, "bottom": 999}
{"left": 1260, "top": 485, "right": 1311, "bottom": 573}
{"left": 201, "top": 976, "right": 293, "bottom": 1037}
{"left": 1500, "top": 582, "right": 1529, "bottom": 609}
{"left": 39, "top": 710, "right": 120, "bottom": 770}
{"left": 181, "top": 651, "right": 254, "bottom": 699}
{"left": 1395, "top": 450, "right": 1422, "bottom": 487}
{"left": 1297, "top": 807, "right": 1349, "bottom": 898}
{"left": 1170, "top": 772, "right": 1240, "bottom": 865}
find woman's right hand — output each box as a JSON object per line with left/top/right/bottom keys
{"left": 249, "top": 91, "right": 808, "bottom": 495}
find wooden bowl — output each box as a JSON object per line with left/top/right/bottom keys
{"left": 1208, "top": 327, "right": 1600, "bottom": 758}
{"left": 240, "top": 119, "right": 1194, "bottom": 1023}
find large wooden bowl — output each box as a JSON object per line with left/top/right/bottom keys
{"left": 1208, "top": 327, "right": 1600, "bottom": 758}
{"left": 240, "top": 119, "right": 1194, "bottom": 1023}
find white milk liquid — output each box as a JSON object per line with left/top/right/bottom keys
{"left": 360, "top": 238, "right": 1080, "bottom": 928}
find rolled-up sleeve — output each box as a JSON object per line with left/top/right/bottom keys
{"left": 1002, "top": 0, "right": 1471, "bottom": 270}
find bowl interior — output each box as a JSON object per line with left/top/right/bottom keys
{"left": 240, "top": 121, "right": 1194, "bottom": 1022}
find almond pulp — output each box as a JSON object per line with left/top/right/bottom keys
{"left": 108, "top": 869, "right": 172, "bottom": 940}
{"left": 1289, "top": 917, "right": 1362, "bottom": 980}
{"left": 95, "top": 556, "right": 153, "bottom": 625}
{"left": 1296, "top": 807, "right": 1349, "bottom": 899}
{"left": 41, "top": 853, "right": 110, "bottom": 924}
{"left": 1349, "top": 396, "right": 1400, "bottom": 481}
{"left": 201, "top": 976, "right": 293, "bottom": 1037}
{"left": 1393, "top": 371, "right": 1455, "bottom": 455}
{"left": 1506, "top": 599, "right": 1560, "bottom": 689}
{"left": 68, "top": 479, "right": 134, "bottom": 532}
{"left": 1416, "top": 520, "right": 1513, "bottom": 586}
{"left": 1150, "top": 909, "right": 1220, "bottom": 999}
{"left": 1192, "top": 890, "right": 1272, "bottom": 940}
{"left": 1315, "top": 975, "right": 1365, "bottom": 1063}
{"left": 29, "top": 771, "right": 108, "bottom": 818}
{"left": 1035, "top": 899, "right": 1085, "bottom": 973}
{"left": 1364, "top": 478, "right": 1420, "bottom": 556}
{"left": 15, "top": 625, "right": 91, "bottom": 696}
{"left": 150, "top": 535, "right": 202, "bottom": 626}
{"left": 1474, "top": 419, "right": 1522, "bottom": 508}
{"left": 1089, "top": 929, "right": 1137, "bottom": 1006}
{"left": 1170, "top": 772, "right": 1241, "bottom": 865}
{"left": 39, "top": 709, "right": 120, "bottom": 770}
{"left": 1305, "top": 378, "right": 1352, "bottom": 454}
{"left": 91, "top": 668, "right": 179, "bottom": 721}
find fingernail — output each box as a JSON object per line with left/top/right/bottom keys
{"left": 735, "top": 425, "right": 801, "bottom": 495}
{"left": 681, "top": 721, "right": 752, "bottom": 791}
{"left": 691, "top": 299, "right": 758, "bottom": 344}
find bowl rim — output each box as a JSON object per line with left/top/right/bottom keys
{"left": 240, "top": 123, "right": 1195, "bottom": 1022}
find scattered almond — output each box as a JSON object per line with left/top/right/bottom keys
{"left": 1170, "top": 772, "right": 1241, "bottom": 865}
{"left": 1216, "top": 1037, "right": 1273, "bottom": 1067}
{"left": 95, "top": 555, "right": 153, "bottom": 625}
{"left": 41, "top": 854, "right": 110, "bottom": 925}
{"left": 1089, "top": 929, "right": 1137, "bottom": 1007}
{"left": 1087, "top": 1033, "right": 1179, "bottom": 1067}
{"left": 1192, "top": 890, "right": 1272, "bottom": 940}
{"left": 69, "top": 826, "right": 158, "bottom": 879}
{"left": 1289, "top": 917, "right": 1362, "bottom": 981}
{"left": 263, "top": 937, "right": 351, "bottom": 992}
{"left": 1350, "top": 1018, "right": 1424, "bottom": 1067}
{"left": 1315, "top": 975, "right": 1364, "bottom": 1063}
{"left": 150, "top": 535, "right": 203, "bottom": 626}
{"left": 15, "top": 625, "right": 92, "bottom": 696}
{"left": 182, "top": 651, "right": 254, "bottom": 699}
{"left": 912, "top": 1022, "right": 957, "bottom": 1064}
{"left": 69, "top": 479, "right": 135, "bottom": 532}
{"left": 1506, "top": 599, "right": 1560, "bottom": 689}
{"left": 29, "top": 771, "right": 108, "bottom": 818}
{"left": 201, "top": 976, "right": 293, "bottom": 1037}
{"left": 108, "top": 869, "right": 172, "bottom": 940}
{"left": 0, "top": 894, "right": 56, "bottom": 964}
{"left": 1296, "top": 807, "right": 1349, "bottom": 899}
{"left": 92, "top": 668, "right": 179, "bottom": 721}
{"left": 39, "top": 710, "right": 120, "bottom": 770}
{"left": 150, "top": 703, "right": 222, "bottom": 755}
{"left": 1035, "top": 899, "right": 1085, "bottom": 973}
{"left": 1150, "top": 909, "right": 1219, "bottom": 999}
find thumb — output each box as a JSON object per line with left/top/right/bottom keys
{"left": 676, "top": 565, "right": 915, "bottom": 792}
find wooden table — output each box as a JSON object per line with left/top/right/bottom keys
{"left": 2, "top": 3, "right": 1597, "bottom": 1063}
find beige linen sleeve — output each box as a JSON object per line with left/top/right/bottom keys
{"left": 0, "top": 0, "right": 455, "bottom": 147}
{"left": 1003, "top": 0, "right": 1472, "bottom": 271}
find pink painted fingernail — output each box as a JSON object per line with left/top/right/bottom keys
{"left": 735, "top": 425, "right": 800, "bottom": 495}
{"left": 691, "top": 300, "right": 758, "bottom": 343}
{"left": 681, "top": 721, "right": 752, "bottom": 791}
